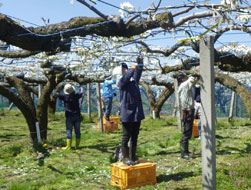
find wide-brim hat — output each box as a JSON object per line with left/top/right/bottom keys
{"left": 112, "top": 66, "right": 122, "bottom": 76}
{"left": 64, "top": 84, "right": 75, "bottom": 94}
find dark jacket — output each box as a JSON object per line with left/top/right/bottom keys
{"left": 118, "top": 64, "right": 145, "bottom": 122}
{"left": 58, "top": 92, "right": 83, "bottom": 118}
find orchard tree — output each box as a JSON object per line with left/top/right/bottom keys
{"left": 0, "top": 59, "right": 104, "bottom": 144}
{"left": 0, "top": 0, "right": 250, "bottom": 140}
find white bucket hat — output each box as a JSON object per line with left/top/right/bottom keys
{"left": 64, "top": 84, "right": 75, "bottom": 94}
{"left": 112, "top": 66, "right": 122, "bottom": 76}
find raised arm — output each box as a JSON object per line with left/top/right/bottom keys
{"left": 118, "top": 69, "right": 135, "bottom": 89}
{"left": 132, "top": 56, "right": 144, "bottom": 83}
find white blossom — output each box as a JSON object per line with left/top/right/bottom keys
{"left": 119, "top": 2, "right": 134, "bottom": 18}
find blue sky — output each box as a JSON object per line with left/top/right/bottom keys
{"left": 1, "top": 0, "right": 156, "bottom": 26}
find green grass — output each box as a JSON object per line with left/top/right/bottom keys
{"left": 0, "top": 110, "right": 250, "bottom": 190}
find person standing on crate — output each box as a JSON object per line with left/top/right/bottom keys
{"left": 118, "top": 56, "right": 145, "bottom": 166}
{"left": 57, "top": 83, "right": 84, "bottom": 150}
{"left": 177, "top": 71, "right": 199, "bottom": 159}
{"left": 102, "top": 75, "right": 118, "bottom": 122}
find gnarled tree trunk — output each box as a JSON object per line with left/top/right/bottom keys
{"left": 141, "top": 82, "right": 156, "bottom": 116}
{"left": 215, "top": 72, "right": 251, "bottom": 119}
{"left": 0, "top": 71, "right": 66, "bottom": 144}
{"left": 141, "top": 82, "right": 174, "bottom": 118}
{"left": 154, "top": 84, "right": 174, "bottom": 118}
{"left": 1, "top": 77, "right": 37, "bottom": 141}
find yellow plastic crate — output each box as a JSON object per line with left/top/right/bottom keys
{"left": 111, "top": 160, "right": 157, "bottom": 189}
{"left": 97, "top": 122, "right": 118, "bottom": 132}
{"left": 102, "top": 116, "right": 120, "bottom": 125}
{"left": 109, "top": 116, "right": 120, "bottom": 124}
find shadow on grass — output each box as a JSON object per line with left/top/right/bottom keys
{"left": 157, "top": 171, "right": 195, "bottom": 183}
{"left": 83, "top": 141, "right": 117, "bottom": 153}
{"left": 216, "top": 145, "right": 248, "bottom": 155}
{"left": 245, "top": 143, "right": 251, "bottom": 153}
{"left": 33, "top": 144, "right": 51, "bottom": 167}
{"left": 48, "top": 164, "right": 64, "bottom": 174}
{"left": 0, "top": 134, "right": 26, "bottom": 139}
{"left": 156, "top": 150, "right": 180, "bottom": 155}
{"left": 215, "top": 134, "right": 229, "bottom": 139}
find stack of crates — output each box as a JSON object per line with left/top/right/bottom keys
{"left": 97, "top": 116, "right": 120, "bottom": 132}
{"left": 111, "top": 160, "right": 157, "bottom": 189}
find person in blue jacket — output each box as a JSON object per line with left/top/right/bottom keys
{"left": 118, "top": 56, "right": 145, "bottom": 165}
{"left": 57, "top": 83, "right": 84, "bottom": 150}
{"left": 102, "top": 76, "right": 118, "bottom": 122}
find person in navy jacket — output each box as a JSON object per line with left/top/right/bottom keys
{"left": 57, "top": 84, "right": 84, "bottom": 150}
{"left": 118, "top": 56, "right": 145, "bottom": 165}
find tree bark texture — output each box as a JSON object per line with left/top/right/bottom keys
{"left": 0, "top": 13, "right": 170, "bottom": 52}
{"left": 0, "top": 77, "right": 37, "bottom": 141}
{"left": 215, "top": 72, "right": 251, "bottom": 119}
{"left": 141, "top": 82, "right": 174, "bottom": 118}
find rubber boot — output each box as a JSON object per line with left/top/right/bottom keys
{"left": 105, "top": 115, "right": 110, "bottom": 121}
{"left": 130, "top": 146, "right": 139, "bottom": 165}
{"left": 75, "top": 138, "right": 80, "bottom": 149}
{"left": 122, "top": 147, "right": 133, "bottom": 166}
{"left": 184, "top": 141, "right": 190, "bottom": 154}
{"left": 105, "top": 115, "right": 110, "bottom": 123}
{"left": 180, "top": 142, "right": 191, "bottom": 159}
{"left": 62, "top": 139, "right": 72, "bottom": 150}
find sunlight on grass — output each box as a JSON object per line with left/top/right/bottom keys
{"left": 0, "top": 110, "right": 250, "bottom": 190}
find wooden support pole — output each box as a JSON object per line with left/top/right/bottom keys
{"left": 8, "top": 102, "right": 14, "bottom": 111}
{"left": 38, "top": 84, "right": 43, "bottom": 98}
{"left": 229, "top": 91, "right": 235, "bottom": 121}
{"left": 87, "top": 83, "right": 91, "bottom": 118}
{"left": 35, "top": 122, "right": 42, "bottom": 143}
{"left": 96, "top": 83, "right": 103, "bottom": 132}
{"left": 200, "top": 36, "right": 216, "bottom": 190}
{"left": 174, "top": 78, "right": 182, "bottom": 132}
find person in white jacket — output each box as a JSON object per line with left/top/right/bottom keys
{"left": 177, "top": 71, "right": 199, "bottom": 159}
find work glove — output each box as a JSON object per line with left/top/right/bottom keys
{"left": 136, "top": 55, "right": 143, "bottom": 64}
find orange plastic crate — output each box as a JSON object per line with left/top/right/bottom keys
{"left": 97, "top": 122, "right": 118, "bottom": 132}
{"left": 192, "top": 119, "right": 199, "bottom": 138}
{"left": 111, "top": 160, "right": 157, "bottom": 189}
{"left": 102, "top": 116, "right": 120, "bottom": 125}
{"left": 109, "top": 116, "right": 120, "bottom": 124}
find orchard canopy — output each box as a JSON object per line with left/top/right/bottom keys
{"left": 0, "top": 0, "right": 250, "bottom": 142}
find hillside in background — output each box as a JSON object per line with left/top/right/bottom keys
{"left": 0, "top": 83, "right": 249, "bottom": 118}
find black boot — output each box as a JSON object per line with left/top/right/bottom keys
{"left": 184, "top": 141, "right": 190, "bottom": 154}
{"left": 180, "top": 142, "right": 191, "bottom": 159}
{"left": 105, "top": 115, "right": 110, "bottom": 121}
{"left": 130, "top": 146, "right": 139, "bottom": 165}
{"left": 122, "top": 147, "right": 133, "bottom": 166}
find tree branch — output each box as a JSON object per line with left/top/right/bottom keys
{"left": 173, "top": 10, "right": 215, "bottom": 28}
{"left": 0, "top": 50, "right": 40, "bottom": 58}
{"left": 76, "top": 0, "right": 108, "bottom": 20}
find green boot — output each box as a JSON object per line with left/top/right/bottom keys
{"left": 62, "top": 139, "right": 72, "bottom": 150}
{"left": 180, "top": 142, "right": 191, "bottom": 159}
{"left": 75, "top": 138, "right": 80, "bottom": 149}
